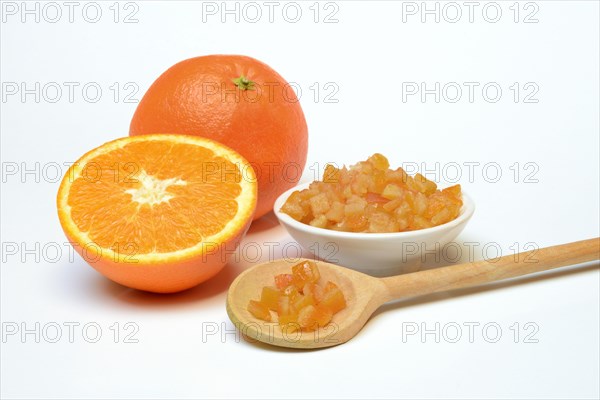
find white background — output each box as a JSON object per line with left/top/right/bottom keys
{"left": 1, "top": 1, "right": 599, "bottom": 399}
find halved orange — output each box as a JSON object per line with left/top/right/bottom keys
{"left": 57, "top": 134, "right": 257, "bottom": 293}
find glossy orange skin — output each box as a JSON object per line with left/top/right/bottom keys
{"left": 62, "top": 220, "right": 252, "bottom": 293}
{"left": 130, "top": 55, "right": 309, "bottom": 220}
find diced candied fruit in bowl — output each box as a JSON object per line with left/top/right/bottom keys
{"left": 246, "top": 261, "right": 347, "bottom": 332}
{"left": 280, "top": 153, "right": 463, "bottom": 233}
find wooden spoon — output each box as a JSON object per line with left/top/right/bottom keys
{"left": 226, "top": 238, "right": 599, "bottom": 349}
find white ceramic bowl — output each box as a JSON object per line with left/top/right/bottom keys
{"left": 274, "top": 183, "right": 475, "bottom": 277}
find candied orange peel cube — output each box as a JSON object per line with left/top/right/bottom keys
{"left": 260, "top": 286, "right": 280, "bottom": 311}
{"left": 292, "top": 261, "right": 320, "bottom": 285}
{"left": 274, "top": 274, "right": 294, "bottom": 290}
{"left": 247, "top": 300, "right": 271, "bottom": 322}
{"left": 321, "top": 282, "right": 347, "bottom": 314}
{"left": 298, "top": 305, "right": 333, "bottom": 331}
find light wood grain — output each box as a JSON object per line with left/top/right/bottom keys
{"left": 226, "top": 238, "right": 599, "bottom": 349}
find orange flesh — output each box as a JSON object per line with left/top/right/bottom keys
{"left": 281, "top": 154, "right": 463, "bottom": 232}
{"left": 246, "top": 261, "right": 347, "bottom": 332}
{"left": 67, "top": 140, "right": 243, "bottom": 254}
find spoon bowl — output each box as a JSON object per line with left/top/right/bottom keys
{"left": 226, "top": 258, "right": 388, "bottom": 349}
{"left": 226, "top": 238, "right": 599, "bottom": 349}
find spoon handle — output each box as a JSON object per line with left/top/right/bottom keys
{"left": 380, "top": 237, "right": 600, "bottom": 301}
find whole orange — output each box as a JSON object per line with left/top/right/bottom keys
{"left": 130, "top": 55, "right": 308, "bottom": 220}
